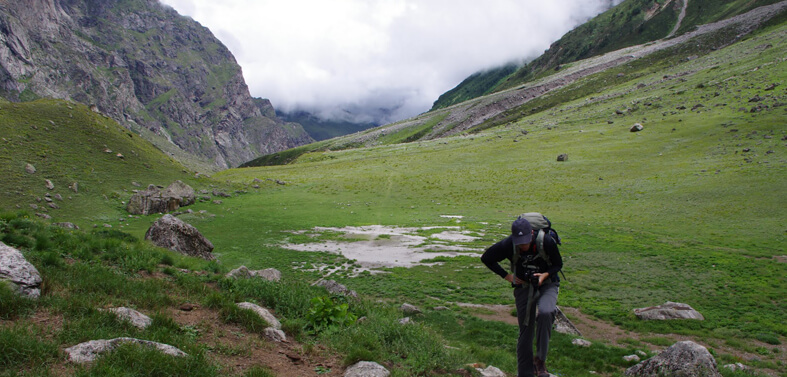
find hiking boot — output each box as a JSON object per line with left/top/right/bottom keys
{"left": 534, "top": 357, "right": 549, "bottom": 377}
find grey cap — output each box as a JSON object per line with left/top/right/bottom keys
{"left": 511, "top": 218, "right": 533, "bottom": 245}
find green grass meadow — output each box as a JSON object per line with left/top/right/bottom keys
{"left": 1, "top": 20, "right": 786, "bottom": 377}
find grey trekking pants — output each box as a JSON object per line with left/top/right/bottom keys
{"left": 514, "top": 280, "right": 559, "bottom": 377}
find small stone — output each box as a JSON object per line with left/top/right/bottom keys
{"left": 572, "top": 339, "right": 592, "bottom": 347}
{"left": 25, "top": 163, "right": 36, "bottom": 174}
{"left": 179, "top": 303, "right": 196, "bottom": 311}
{"left": 45, "top": 179, "right": 55, "bottom": 190}
{"left": 624, "top": 355, "right": 640, "bottom": 362}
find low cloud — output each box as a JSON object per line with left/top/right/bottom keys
{"left": 161, "top": 0, "right": 624, "bottom": 124}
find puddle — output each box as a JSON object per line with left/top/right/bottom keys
{"left": 282, "top": 225, "right": 482, "bottom": 269}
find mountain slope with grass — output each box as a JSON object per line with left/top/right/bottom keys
{"left": 0, "top": 98, "right": 211, "bottom": 228}
{"left": 0, "top": 0, "right": 313, "bottom": 171}
{"left": 432, "top": 0, "right": 786, "bottom": 110}
{"left": 243, "top": 1, "right": 786, "bottom": 167}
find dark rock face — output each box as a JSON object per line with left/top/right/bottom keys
{"left": 0, "top": 0, "right": 313, "bottom": 169}
{"left": 144, "top": 214, "right": 214, "bottom": 260}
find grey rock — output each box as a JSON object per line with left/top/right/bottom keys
{"left": 264, "top": 327, "right": 287, "bottom": 342}
{"left": 100, "top": 307, "right": 152, "bottom": 329}
{"left": 344, "top": 361, "right": 390, "bottom": 377}
{"left": 127, "top": 181, "right": 195, "bottom": 215}
{"left": 25, "top": 163, "right": 36, "bottom": 174}
{"left": 69, "top": 182, "right": 78, "bottom": 193}
{"left": 144, "top": 214, "right": 214, "bottom": 260}
{"left": 398, "top": 317, "right": 412, "bottom": 325}
{"left": 572, "top": 339, "right": 592, "bottom": 347}
{"left": 35, "top": 213, "right": 52, "bottom": 220}
{"left": 554, "top": 307, "right": 582, "bottom": 336}
{"left": 634, "top": 302, "right": 704, "bottom": 320}
{"left": 400, "top": 303, "right": 421, "bottom": 315}
{"left": 476, "top": 365, "right": 506, "bottom": 377}
{"left": 625, "top": 341, "right": 721, "bottom": 377}
{"left": 45, "top": 179, "right": 55, "bottom": 190}
{"left": 557, "top": 153, "right": 569, "bottom": 162}
{"left": 64, "top": 337, "right": 187, "bottom": 363}
{"left": 630, "top": 123, "right": 644, "bottom": 132}
{"left": 313, "top": 279, "right": 357, "bottom": 298}
{"left": 624, "top": 355, "right": 641, "bottom": 362}
{"left": 236, "top": 302, "right": 281, "bottom": 329}
{"left": 0, "top": 241, "right": 42, "bottom": 299}
{"left": 225, "top": 265, "right": 281, "bottom": 282}
{"left": 722, "top": 363, "right": 748, "bottom": 372}
{"left": 53, "top": 222, "right": 80, "bottom": 230}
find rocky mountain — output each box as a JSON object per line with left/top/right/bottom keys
{"left": 0, "top": 0, "right": 313, "bottom": 170}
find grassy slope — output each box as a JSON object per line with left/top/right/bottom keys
{"left": 1, "top": 16, "right": 786, "bottom": 377}
{"left": 200, "top": 22, "right": 785, "bottom": 376}
{"left": 0, "top": 99, "right": 207, "bottom": 228}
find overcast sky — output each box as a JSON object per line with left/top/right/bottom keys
{"left": 160, "top": 0, "right": 624, "bottom": 124}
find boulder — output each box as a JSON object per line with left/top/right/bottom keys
{"left": 127, "top": 181, "right": 196, "bottom": 215}
{"left": 264, "top": 328, "right": 287, "bottom": 342}
{"left": 64, "top": 337, "right": 187, "bottom": 363}
{"left": 144, "top": 215, "right": 214, "bottom": 260}
{"left": 344, "top": 361, "right": 390, "bottom": 377}
{"left": 557, "top": 153, "right": 568, "bottom": 162}
{"left": 226, "top": 265, "right": 281, "bottom": 282}
{"left": 313, "top": 279, "right": 357, "bottom": 298}
{"left": 630, "top": 123, "right": 644, "bottom": 132}
{"left": 572, "top": 339, "right": 592, "bottom": 347}
{"left": 554, "top": 307, "right": 581, "bottom": 336}
{"left": 634, "top": 302, "right": 704, "bottom": 320}
{"left": 625, "top": 341, "right": 721, "bottom": 377}
{"left": 52, "top": 222, "right": 79, "bottom": 230}
{"left": 25, "top": 163, "right": 36, "bottom": 174}
{"left": 400, "top": 303, "right": 421, "bottom": 315}
{"left": 45, "top": 179, "right": 55, "bottom": 190}
{"left": 236, "top": 302, "right": 281, "bottom": 329}
{"left": 0, "top": 241, "right": 42, "bottom": 299}
{"left": 100, "top": 307, "right": 152, "bottom": 329}
{"left": 476, "top": 365, "right": 506, "bottom": 377}
{"left": 163, "top": 180, "right": 195, "bottom": 206}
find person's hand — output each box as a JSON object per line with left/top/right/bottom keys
{"left": 534, "top": 272, "right": 550, "bottom": 286}
{"left": 504, "top": 274, "right": 524, "bottom": 285}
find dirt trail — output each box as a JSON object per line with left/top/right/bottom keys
{"left": 667, "top": 0, "right": 689, "bottom": 38}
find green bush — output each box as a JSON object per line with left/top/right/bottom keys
{"left": 305, "top": 296, "right": 357, "bottom": 334}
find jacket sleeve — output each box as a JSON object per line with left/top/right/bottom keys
{"left": 481, "top": 237, "right": 511, "bottom": 279}
{"left": 544, "top": 235, "right": 563, "bottom": 278}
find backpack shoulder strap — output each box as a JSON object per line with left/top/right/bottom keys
{"left": 535, "top": 229, "right": 552, "bottom": 267}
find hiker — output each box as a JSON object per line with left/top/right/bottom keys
{"left": 481, "top": 215, "right": 563, "bottom": 377}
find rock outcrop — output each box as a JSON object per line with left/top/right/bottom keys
{"left": 0, "top": 0, "right": 313, "bottom": 170}
{"left": 64, "top": 338, "right": 187, "bottom": 363}
{"left": 0, "top": 241, "right": 42, "bottom": 298}
{"left": 625, "top": 341, "right": 721, "bottom": 377}
{"left": 127, "top": 181, "right": 195, "bottom": 215}
{"left": 144, "top": 214, "right": 214, "bottom": 260}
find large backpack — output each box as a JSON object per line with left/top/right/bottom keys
{"left": 510, "top": 212, "right": 562, "bottom": 276}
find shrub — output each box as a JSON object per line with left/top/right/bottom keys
{"left": 305, "top": 296, "right": 357, "bottom": 334}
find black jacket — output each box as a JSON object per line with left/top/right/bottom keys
{"left": 481, "top": 234, "right": 563, "bottom": 283}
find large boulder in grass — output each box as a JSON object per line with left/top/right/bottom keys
{"left": 127, "top": 181, "right": 195, "bottom": 215}
{"left": 634, "top": 302, "right": 704, "bottom": 320}
{"left": 344, "top": 361, "right": 390, "bottom": 377}
{"left": 64, "top": 337, "right": 187, "bottom": 363}
{"left": 0, "top": 241, "right": 42, "bottom": 299}
{"left": 625, "top": 341, "right": 721, "bottom": 377}
{"left": 144, "top": 215, "right": 214, "bottom": 260}
{"left": 226, "top": 265, "right": 281, "bottom": 282}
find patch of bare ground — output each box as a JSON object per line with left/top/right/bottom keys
{"left": 165, "top": 306, "right": 345, "bottom": 377}
{"left": 466, "top": 305, "right": 786, "bottom": 376}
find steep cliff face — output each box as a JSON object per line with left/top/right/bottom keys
{"left": 0, "top": 0, "right": 313, "bottom": 169}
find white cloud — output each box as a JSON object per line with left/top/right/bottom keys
{"left": 160, "top": 0, "right": 622, "bottom": 124}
